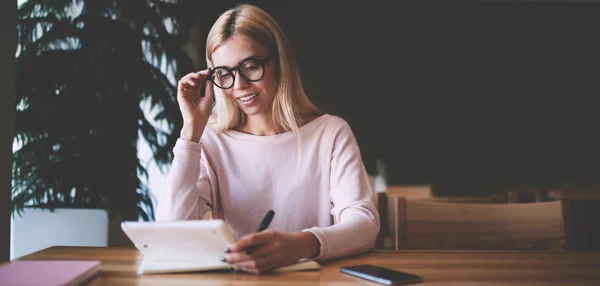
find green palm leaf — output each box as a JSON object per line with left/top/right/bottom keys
{"left": 13, "top": 0, "right": 198, "bottom": 221}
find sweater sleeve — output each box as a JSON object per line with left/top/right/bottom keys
{"left": 303, "top": 120, "right": 380, "bottom": 261}
{"left": 156, "top": 138, "right": 215, "bottom": 221}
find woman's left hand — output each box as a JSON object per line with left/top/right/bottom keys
{"left": 223, "top": 230, "right": 320, "bottom": 274}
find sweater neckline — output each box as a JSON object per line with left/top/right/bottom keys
{"left": 223, "top": 114, "right": 329, "bottom": 142}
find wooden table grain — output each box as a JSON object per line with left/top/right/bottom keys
{"left": 18, "top": 246, "right": 600, "bottom": 285}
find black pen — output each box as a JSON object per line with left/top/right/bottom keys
{"left": 246, "top": 210, "right": 275, "bottom": 254}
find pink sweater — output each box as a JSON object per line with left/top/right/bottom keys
{"left": 156, "top": 114, "right": 380, "bottom": 261}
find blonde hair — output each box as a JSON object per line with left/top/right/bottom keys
{"left": 205, "top": 4, "right": 320, "bottom": 164}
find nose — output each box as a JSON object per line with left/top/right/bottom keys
{"left": 233, "top": 69, "right": 249, "bottom": 90}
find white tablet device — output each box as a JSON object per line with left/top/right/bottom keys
{"left": 121, "top": 220, "right": 236, "bottom": 275}
{"left": 121, "top": 219, "right": 321, "bottom": 275}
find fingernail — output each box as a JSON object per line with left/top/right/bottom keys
{"left": 220, "top": 256, "right": 226, "bottom": 262}
{"left": 224, "top": 247, "right": 231, "bottom": 253}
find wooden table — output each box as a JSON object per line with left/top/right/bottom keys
{"left": 17, "top": 246, "right": 600, "bottom": 285}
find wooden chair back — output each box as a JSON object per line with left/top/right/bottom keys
{"left": 376, "top": 193, "right": 564, "bottom": 250}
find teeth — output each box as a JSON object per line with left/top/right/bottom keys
{"left": 240, "top": 93, "right": 257, "bottom": 101}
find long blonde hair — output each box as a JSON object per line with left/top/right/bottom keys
{"left": 205, "top": 4, "right": 320, "bottom": 163}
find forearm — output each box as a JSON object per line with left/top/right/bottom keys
{"left": 305, "top": 203, "right": 380, "bottom": 261}
{"left": 156, "top": 139, "right": 209, "bottom": 221}
{"left": 157, "top": 171, "right": 200, "bottom": 221}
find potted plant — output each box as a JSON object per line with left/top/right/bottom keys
{"left": 12, "top": 0, "right": 197, "bottom": 255}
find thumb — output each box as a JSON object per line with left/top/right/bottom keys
{"left": 197, "top": 79, "right": 214, "bottom": 114}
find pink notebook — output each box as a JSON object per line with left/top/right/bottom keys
{"left": 0, "top": 260, "right": 101, "bottom": 286}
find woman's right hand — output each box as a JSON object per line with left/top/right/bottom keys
{"left": 177, "top": 69, "right": 214, "bottom": 143}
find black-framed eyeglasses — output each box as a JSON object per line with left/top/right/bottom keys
{"left": 209, "top": 54, "right": 274, "bottom": 89}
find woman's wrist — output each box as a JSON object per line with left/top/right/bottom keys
{"left": 293, "top": 231, "right": 320, "bottom": 260}
{"left": 180, "top": 124, "right": 203, "bottom": 143}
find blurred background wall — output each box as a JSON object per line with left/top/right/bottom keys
{"left": 176, "top": 1, "right": 600, "bottom": 196}
{"left": 7, "top": 0, "right": 600, "bottom": 258}
{"left": 1, "top": 0, "right": 16, "bottom": 263}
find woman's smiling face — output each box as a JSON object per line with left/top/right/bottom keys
{"left": 211, "top": 35, "right": 277, "bottom": 116}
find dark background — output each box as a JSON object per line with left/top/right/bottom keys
{"left": 1, "top": 0, "right": 16, "bottom": 263}
{"left": 191, "top": 1, "right": 600, "bottom": 194}
{"left": 4, "top": 1, "right": 599, "bottom": 257}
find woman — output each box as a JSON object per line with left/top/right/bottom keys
{"left": 157, "top": 4, "right": 379, "bottom": 274}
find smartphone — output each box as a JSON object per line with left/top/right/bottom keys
{"left": 340, "top": 264, "right": 423, "bottom": 285}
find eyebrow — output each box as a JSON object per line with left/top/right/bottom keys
{"left": 213, "top": 55, "right": 264, "bottom": 69}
